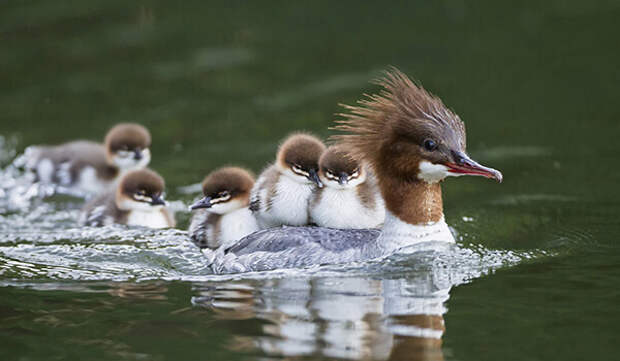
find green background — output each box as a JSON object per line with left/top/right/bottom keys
{"left": 1, "top": 1, "right": 619, "bottom": 360}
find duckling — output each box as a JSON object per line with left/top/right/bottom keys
{"left": 24, "top": 123, "right": 151, "bottom": 194}
{"left": 249, "top": 133, "right": 326, "bottom": 228}
{"left": 188, "top": 167, "right": 258, "bottom": 250}
{"left": 80, "top": 168, "right": 175, "bottom": 228}
{"left": 309, "top": 145, "right": 385, "bottom": 229}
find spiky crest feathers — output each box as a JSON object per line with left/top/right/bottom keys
{"left": 331, "top": 68, "right": 466, "bottom": 168}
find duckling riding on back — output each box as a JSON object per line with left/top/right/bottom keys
{"left": 189, "top": 167, "right": 258, "bottom": 250}
{"left": 249, "top": 133, "right": 326, "bottom": 229}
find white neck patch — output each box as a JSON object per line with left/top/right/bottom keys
{"left": 417, "top": 161, "right": 450, "bottom": 184}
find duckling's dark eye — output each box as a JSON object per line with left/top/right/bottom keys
{"left": 424, "top": 139, "right": 437, "bottom": 151}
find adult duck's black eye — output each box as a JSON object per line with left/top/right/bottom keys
{"left": 424, "top": 139, "right": 437, "bottom": 151}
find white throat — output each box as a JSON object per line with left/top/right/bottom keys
{"left": 417, "top": 161, "right": 449, "bottom": 184}
{"left": 112, "top": 148, "right": 151, "bottom": 171}
{"left": 126, "top": 208, "right": 170, "bottom": 229}
{"left": 376, "top": 211, "right": 455, "bottom": 253}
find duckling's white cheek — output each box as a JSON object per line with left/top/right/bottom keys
{"left": 112, "top": 149, "right": 150, "bottom": 170}
{"left": 207, "top": 199, "right": 243, "bottom": 215}
{"left": 347, "top": 173, "right": 367, "bottom": 187}
{"left": 282, "top": 168, "right": 311, "bottom": 184}
{"left": 418, "top": 161, "right": 450, "bottom": 183}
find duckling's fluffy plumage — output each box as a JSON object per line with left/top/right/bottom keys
{"left": 25, "top": 123, "right": 151, "bottom": 195}
{"left": 309, "top": 145, "right": 385, "bottom": 229}
{"left": 80, "top": 168, "right": 174, "bottom": 228}
{"left": 189, "top": 167, "right": 258, "bottom": 250}
{"left": 249, "top": 133, "right": 326, "bottom": 228}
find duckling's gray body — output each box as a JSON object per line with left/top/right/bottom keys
{"left": 80, "top": 190, "right": 127, "bottom": 226}
{"left": 26, "top": 141, "right": 116, "bottom": 193}
{"left": 24, "top": 123, "right": 152, "bottom": 195}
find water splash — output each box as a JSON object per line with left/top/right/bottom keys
{"left": 0, "top": 222, "right": 550, "bottom": 284}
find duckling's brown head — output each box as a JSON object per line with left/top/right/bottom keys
{"left": 276, "top": 133, "right": 326, "bottom": 187}
{"left": 190, "top": 167, "right": 255, "bottom": 215}
{"left": 105, "top": 123, "right": 152, "bottom": 171}
{"left": 332, "top": 68, "right": 502, "bottom": 184}
{"left": 318, "top": 145, "right": 366, "bottom": 189}
{"left": 116, "top": 168, "right": 166, "bottom": 211}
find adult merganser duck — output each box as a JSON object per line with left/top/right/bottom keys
{"left": 309, "top": 145, "right": 385, "bottom": 229}
{"left": 188, "top": 167, "right": 259, "bottom": 250}
{"left": 24, "top": 123, "right": 152, "bottom": 195}
{"left": 210, "top": 69, "right": 502, "bottom": 274}
{"left": 79, "top": 168, "right": 175, "bottom": 228}
{"left": 249, "top": 133, "right": 326, "bottom": 228}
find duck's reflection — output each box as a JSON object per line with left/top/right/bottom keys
{"left": 192, "top": 271, "right": 451, "bottom": 361}
{"left": 106, "top": 281, "right": 169, "bottom": 300}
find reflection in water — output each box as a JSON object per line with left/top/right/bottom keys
{"left": 107, "top": 281, "right": 169, "bottom": 300}
{"left": 193, "top": 271, "right": 451, "bottom": 361}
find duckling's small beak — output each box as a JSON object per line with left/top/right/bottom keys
{"left": 308, "top": 169, "right": 324, "bottom": 188}
{"left": 446, "top": 151, "right": 503, "bottom": 182}
{"left": 338, "top": 172, "right": 348, "bottom": 185}
{"left": 150, "top": 195, "right": 166, "bottom": 206}
{"left": 190, "top": 196, "right": 212, "bottom": 210}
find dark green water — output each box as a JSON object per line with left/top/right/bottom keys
{"left": 1, "top": 1, "right": 619, "bottom": 360}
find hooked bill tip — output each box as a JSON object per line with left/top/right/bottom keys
{"left": 493, "top": 170, "right": 503, "bottom": 183}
